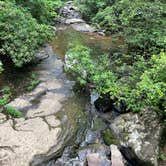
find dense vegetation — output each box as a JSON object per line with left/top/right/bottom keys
{"left": 0, "top": 0, "right": 63, "bottom": 68}
{"left": 0, "top": 0, "right": 64, "bottom": 111}
{"left": 66, "top": 45, "right": 166, "bottom": 120}
{"left": 76, "top": 0, "right": 166, "bottom": 54}
{"left": 15, "top": 0, "right": 63, "bottom": 24}
{"left": 66, "top": 0, "right": 166, "bottom": 122}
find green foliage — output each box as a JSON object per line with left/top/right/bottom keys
{"left": 0, "top": 61, "right": 3, "bottom": 73}
{"left": 27, "top": 73, "right": 40, "bottom": 91}
{"left": 103, "top": 128, "right": 118, "bottom": 145}
{"left": 65, "top": 44, "right": 117, "bottom": 94}
{"left": 0, "top": 0, "right": 53, "bottom": 67}
{"left": 116, "top": 52, "right": 166, "bottom": 116}
{"left": 121, "top": 0, "right": 166, "bottom": 54}
{"left": 77, "top": 0, "right": 166, "bottom": 54}
{"left": 133, "top": 52, "right": 166, "bottom": 113}
{"left": 73, "top": 0, "right": 166, "bottom": 121}
{"left": 74, "top": 0, "right": 111, "bottom": 21}
{"left": 0, "top": 86, "right": 12, "bottom": 107}
{"left": 66, "top": 44, "right": 166, "bottom": 121}
{"left": 4, "top": 105, "right": 23, "bottom": 118}
{"left": 15, "top": 0, "right": 63, "bottom": 24}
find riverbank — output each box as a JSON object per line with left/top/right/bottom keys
{"left": 0, "top": 1, "right": 165, "bottom": 166}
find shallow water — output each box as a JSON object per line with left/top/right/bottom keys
{"left": 51, "top": 25, "right": 123, "bottom": 60}
{"left": 0, "top": 25, "right": 122, "bottom": 97}
{"left": 0, "top": 24, "right": 125, "bottom": 165}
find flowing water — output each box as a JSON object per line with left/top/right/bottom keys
{"left": 48, "top": 26, "right": 126, "bottom": 165}
{"left": 0, "top": 25, "right": 126, "bottom": 165}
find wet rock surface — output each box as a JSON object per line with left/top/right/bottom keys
{"left": 0, "top": 45, "right": 76, "bottom": 166}
{"left": 55, "top": 143, "right": 112, "bottom": 166}
{"left": 52, "top": 111, "right": 126, "bottom": 166}
{"left": 58, "top": 1, "right": 95, "bottom": 33}
{"left": 0, "top": 1, "right": 162, "bottom": 165}
{"left": 59, "top": 1, "right": 81, "bottom": 19}
{"left": 110, "top": 109, "right": 161, "bottom": 166}
{"left": 111, "top": 145, "right": 124, "bottom": 166}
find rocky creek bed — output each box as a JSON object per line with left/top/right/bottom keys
{"left": 0, "top": 1, "right": 164, "bottom": 166}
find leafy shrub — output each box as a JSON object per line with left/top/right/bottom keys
{"left": 121, "top": 1, "right": 166, "bottom": 54}
{"left": 27, "top": 73, "right": 40, "bottom": 91}
{"left": 74, "top": 0, "right": 112, "bottom": 21}
{"left": 65, "top": 44, "right": 117, "bottom": 94}
{"left": 0, "top": 61, "right": 3, "bottom": 73}
{"left": 15, "top": 0, "right": 63, "bottom": 24}
{"left": 0, "top": 86, "right": 12, "bottom": 107}
{"left": 66, "top": 44, "right": 166, "bottom": 121}
{"left": 0, "top": 0, "right": 53, "bottom": 67}
{"left": 78, "top": 0, "right": 166, "bottom": 54}
{"left": 4, "top": 105, "right": 23, "bottom": 118}
{"left": 92, "top": 6, "right": 122, "bottom": 33}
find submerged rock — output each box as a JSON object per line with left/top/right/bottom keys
{"left": 110, "top": 109, "right": 161, "bottom": 166}
{"left": 85, "top": 130, "right": 100, "bottom": 144}
{"left": 55, "top": 143, "right": 111, "bottom": 166}
{"left": 78, "top": 144, "right": 110, "bottom": 162}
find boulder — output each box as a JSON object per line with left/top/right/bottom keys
{"left": 110, "top": 145, "right": 124, "bottom": 166}
{"left": 110, "top": 109, "right": 161, "bottom": 166}
{"left": 59, "top": 1, "right": 81, "bottom": 19}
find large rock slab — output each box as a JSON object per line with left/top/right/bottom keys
{"left": 0, "top": 45, "right": 75, "bottom": 166}
{"left": 0, "top": 118, "right": 61, "bottom": 166}
{"left": 110, "top": 109, "right": 161, "bottom": 166}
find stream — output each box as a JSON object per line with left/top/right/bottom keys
{"left": 0, "top": 1, "right": 163, "bottom": 166}
{"left": 43, "top": 25, "right": 126, "bottom": 165}
{"left": 0, "top": 24, "right": 126, "bottom": 166}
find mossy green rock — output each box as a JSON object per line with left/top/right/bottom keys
{"left": 103, "top": 128, "right": 118, "bottom": 146}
